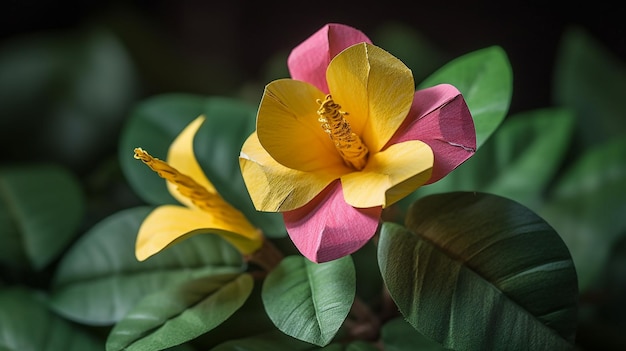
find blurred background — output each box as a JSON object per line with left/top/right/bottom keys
{"left": 1, "top": 0, "right": 624, "bottom": 172}
{"left": 1, "top": 1, "right": 625, "bottom": 349}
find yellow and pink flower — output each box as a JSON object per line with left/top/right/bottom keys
{"left": 239, "top": 23, "right": 475, "bottom": 263}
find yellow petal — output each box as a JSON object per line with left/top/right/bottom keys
{"left": 326, "top": 43, "right": 415, "bottom": 152}
{"left": 256, "top": 79, "right": 348, "bottom": 172}
{"left": 136, "top": 205, "right": 262, "bottom": 261}
{"left": 341, "top": 140, "right": 433, "bottom": 208}
{"left": 166, "top": 115, "right": 216, "bottom": 208}
{"left": 239, "top": 132, "right": 344, "bottom": 211}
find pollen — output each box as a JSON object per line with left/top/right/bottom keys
{"left": 133, "top": 147, "right": 231, "bottom": 213}
{"left": 317, "top": 95, "right": 369, "bottom": 170}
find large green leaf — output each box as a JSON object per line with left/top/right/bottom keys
{"left": 50, "top": 206, "right": 245, "bottom": 325}
{"left": 378, "top": 192, "right": 578, "bottom": 350}
{"left": 398, "top": 107, "right": 575, "bottom": 214}
{"left": 553, "top": 26, "right": 626, "bottom": 148}
{"left": 107, "top": 273, "right": 253, "bottom": 351}
{"left": 119, "top": 93, "right": 285, "bottom": 237}
{"left": 262, "top": 255, "right": 356, "bottom": 346}
{"left": 0, "top": 287, "right": 103, "bottom": 350}
{"left": 0, "top": 27, "right": 138, "bottom": 171}
{"left": 540, "top": 137, "right": 626, "bottom": 291}
{"left": 419, "top": 46, "right": 513, "bottom": 148}
{"left": 0, "top": 164, "right": 84, "bottom": 271}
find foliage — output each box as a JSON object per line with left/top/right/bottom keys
{"left": 1, "top": 18, "right": 624, "bottom": 351}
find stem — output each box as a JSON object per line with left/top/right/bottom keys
{"left": 245, "top": 237, "right": 284, "bottom": 272}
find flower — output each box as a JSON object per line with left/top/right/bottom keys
{"left": 239, "top": 23, "right": 475, "bottom": 263}
{"left": 133, "top": 116, "right": 263, "bottom": 261}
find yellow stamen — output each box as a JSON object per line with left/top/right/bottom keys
{"left": 317, "top": 94, "right": 368, "bottom": 170}
{"left": 133, "top": 147, "right": 237, "bottom": 216}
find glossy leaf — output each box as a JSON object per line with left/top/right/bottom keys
{"left": 107, "top": 273, "right": 253, "bottom": 351}
{"left": 400, "top": 108, "right": 575, "bottom": 213}
{"left": 50, "top": 206, "right": 245, "bottom": 325}
{"left": 0, "top": 287, "right": 102, "bottom": 350}
{"left": 262, "top": 255, "right": 356, "bottom": 346}
{"left": 553, "top": 26, "right": 626, "bottom": 148}
{"left": 381, "top": 318, "right": 451, "bottom": 351}
{"left": 0, "top": 164, "right": 84, "bottom": 271}
{"left": 541, "top": 137, "right": 626, "bottom": 291}
{"left": 379, "top": 192, "right": 578, "bottom": 350}
{"left": 119, "top": 93, "right": 285, "bottom": 237}
{"left": 419, "top": 46, "right": 513, "bottom": 148}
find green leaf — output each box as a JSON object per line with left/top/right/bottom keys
{"left": 50, "top": 206, "right": 245, "bottom": 325}
{"left": 0, "top": 164, "right": 84, "bottom": 271}
{"left": 419, "top": 46, "right": 513, "bottom": 148}
{"left": 553, "top": 26, "right": 626, "bottom": 148}
{"left": 378, "top": 192, "right": 578, "bottom": 350}
{"left": 119, "top": 93, "right": 285, "bottom": 237}
{"left": 541, "top": 137, "right": 626, "bottom": 291}
{"left": 0, "top": 287, "right": 103, "bottom": 350}
{"left": 106, "top": 273, "right": 253, "bottom": 351}
{"left": 0, "top": 27, "right": 138, "bottom": 170}
{"left": 262, "top": 255, "right": 356, "bottom": 346}
{"left": 403, "top": 108, "right": 575, "bottom": 211}
{"left": 381, "top": 318, "right": 451, "bottom": 351}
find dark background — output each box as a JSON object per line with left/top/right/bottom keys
{"left": 1, "top": 2, "right": 625, "bottom": 349}
{"left": 2, "top": 0, "right": 625, "bottom": 115}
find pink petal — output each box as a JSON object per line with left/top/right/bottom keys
{"left": 389, "top": 84, "right": 476, "bottom": 184}
{"left": 283, "top": 181, "right": 382, "bottom": 263}
{"left": 287, "top": 23, "right": 372, "bottom": 93}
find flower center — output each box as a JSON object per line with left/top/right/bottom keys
{"left": 317, "top": 94, "right": 369, "bottom": 170}
{"left": 133, "top": 147, "right": 233, "bottom": 214}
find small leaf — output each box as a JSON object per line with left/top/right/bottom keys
{"left": 419, "top": 46, "right": 513, "bottom": 148}
{"left": 541, "top": 137, "right": 626, "bottom": 291}
{"left": 262, "top": 255, "right": 356, "bottom": 346}
{"left": 106, "top": 273, "right": 253, "bottom": 351}
{"left": 119, "top": 93, "right": 285, "bottom": 237}
{"left": 0, "top": 164, "right": 84, "bottom": 271}
{"left": 379, "top": 192, "right": 578, "bottom": 350}
{"left": 553, "top": 26, "right": 626, "bottom": 148}
{"left": 50, "top": 206, "right": 245, "bottom": 325}
{"left": 0, "top": 287, "right": 103, "bottom": 350}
